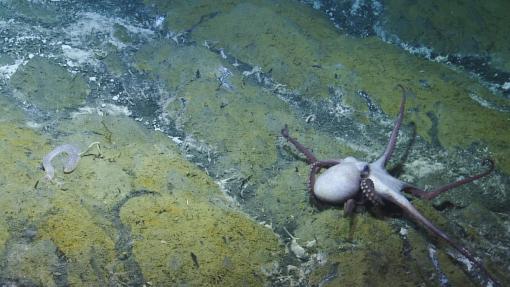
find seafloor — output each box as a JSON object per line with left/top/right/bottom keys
{"left": 0, "top": 0, "right": 509, "bottom": 286}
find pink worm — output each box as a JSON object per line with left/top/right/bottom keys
{"left": 42, "top": 144, "right": 81, "bottom": 180}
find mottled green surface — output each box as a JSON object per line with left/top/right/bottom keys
{"left": 0, "top": 54, "right": 14, "bottom": 66}
{"left": 103, "top": 47, "right": 128, "bottom": 77}
{"left": 121, "top": 193, "right": 280, "bottom": 286}
{"left": 0, "top": 94, "right": 25, "bottom": 123}
{"left": 1, "top": 0, "right": 508, "bottom": 285}
{"left": 9, "top": 56, "right": 90, "bottom": 111}
{"left": 383, "top": 0, "right": 510, "bottom": 72}
{"left": 0, "top": 218, "right": 7, "bottom": 258}
{"left": 39, "top": 194, "right": 117, "bottom": 286}
{"left": 113, "top": 23, "right": 133, "bottom": 44}
{"left": 135, "top": 40, "right": 352, "bottom": 188}
{"left": 152, "top": 0, "right": 510, "bottom": 174}
{"left": 0, "top": 115, "right": 282, "bottom": 285}
{"left": 144, "top": 0, "right": 509, "bottom": 285}
{"left": 3, "top": 240, "right": 60, "bottom": 287}
{"left": 5, "top": 0, "right": 62, "bottom": 25}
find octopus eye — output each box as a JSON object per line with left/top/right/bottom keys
{"left": 361, "top": 165, "right": 370, "bottom": 178}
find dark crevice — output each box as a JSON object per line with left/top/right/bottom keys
{"left": 426, "top": 110, "right": 441, "bottom": 148}
{"left": 53, "top": 247, "right": 69, "bottom": 287}
{"left": 109, "top": 189, "right": 160, "bottom": 286}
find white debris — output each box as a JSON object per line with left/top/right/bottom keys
{"left": 305, "top": 114, "right": 315, "bottom": 123}
{"left": 283, "top": 227, "right": 308, "bottom": 260}
{"left": 101, "top": 104, "right": 131, "bottom": 116}
{"left": 290, "top": 240, "right": 308, "bottom": 260}
{"left": 314, "top": 251, "right": 328, "bottom": 265}
{"left": 168, "top": 136, "right": 183, "bottom": 145}
{"left": 428, "top": 244, "right": 450, "bottom": 286}
{"left": 0, "top": 59, "right": 24, "bottom": 80}
{"left": 447, "top": 248, "right": 481, "bottom": 275}
{"left": 242, "top": 66, "right": 262, "bottom": 82}
{"left": 70, "top": 104, "right": 131, "bottom": 118}
{"left": 220, "top": 49, "right": 227, "bottom": 59}
{"left": 217, "top": 66, "right": 233, "bottom": 90}
{"left": 63, "top": 12, "right": 154, "bottom": 48}
{"left": 406, "top": 158, "right": 444, "bottom": 177}
{"left": 154, "top": 16, "right": 165, "bottom": 28}
{"left": 305, "top": 239, "right": 316, "bottom": 248}
{"left": 61, "top": 44, "right": 96, "bottom": 66}
{"left": 25, "top": 121, "right": 42, "bottom": 129}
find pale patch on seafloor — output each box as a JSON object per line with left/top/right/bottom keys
{"left": 214, "top": 176, "right": 239, "bottom": 206}
{"left": 327, "top": 99, "right": 353, "bottom": 118}
{"left": 405, "top": 158, "right": 444, "bottom": 178}
{"left": 428, "top": 244, "right": 450, "bottom": 286}
{"left": 449, "top": 250, "right": 474, "bottom": 273}
{"left": 334, "top": 136, "right": 378, "bottom": 159}
{"left": 0, "top": 59, "right": 25, "bottom": 80}
{"left": 468, "top": 91, "right": 509, "bottom": 113}
{"left": 61, "top": 44, "right": 97, "bottom": 67}
{"left": 25, "top": 121, "right": 42, "bottom": 129}
{"left": 70, "top": 104, "right": 131, "bottom": 118}
{"left": 373, "top": 25, "right": 433, "bottom": 60}
{"left": 63, "top": 12, "right": 154, "bottom": 49}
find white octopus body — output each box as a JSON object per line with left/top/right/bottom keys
{"left": 314, "top": 157, "right": 364, "bottom": 203}
{"left": 281, "top": 93, "right": 499, "bottom": 284}
{"left": 313, "top": 156, "right": 407, "bottom": 204}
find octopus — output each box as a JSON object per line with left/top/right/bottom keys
{"left": 281, "top": 87, "right": 499, "bottom": 286}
